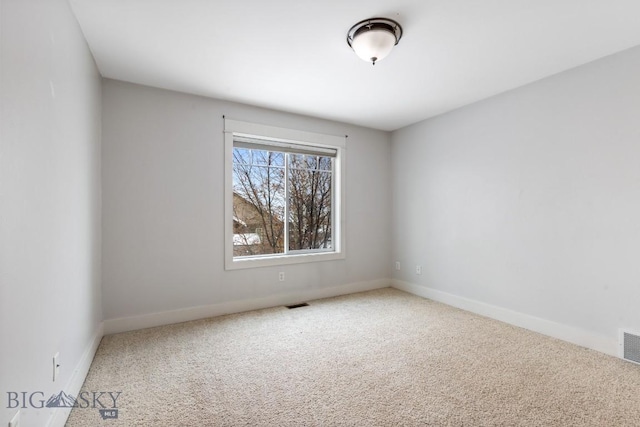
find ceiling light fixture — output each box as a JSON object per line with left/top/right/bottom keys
{"left": 347, "top": 17, "right": 403, "bottom": 65}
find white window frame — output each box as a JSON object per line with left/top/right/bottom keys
{"left": 224, "top": 118, "right": 346, "bottom": 270}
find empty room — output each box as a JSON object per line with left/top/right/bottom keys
{"left": 3, "top": 0, "right": 640, "bottom": 426}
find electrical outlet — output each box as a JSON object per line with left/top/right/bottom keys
{"left": 416, "top": 265, "right": 422, "bottom": 275}
{"left": 278, "top": 272, "right": 285, "bottom": 282}
{"left": 395, "top": 261, "right": 400, "bottom": 270}
{"left": 53, "top": 352, "right": 60, "bottom": 382}
{"left": 9, "top": 410, "right": 20, "bottom": 427}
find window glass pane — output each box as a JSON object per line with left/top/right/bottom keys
{"left": 288, "top": 166, "right": 333, "bottom": 251}
{"left": 289, "top": 153, "right": 305, "bottom": 169}
{"left": 305, "top": 155, "right": 319, "bottom": 170}
{"left": 232, "top": 158, "right": 285, "bottom": 257}
{"left": 290, "top": 154, "right": 333, "bottom": 171}
{"left": 318, "top": 156, "right": 332, "bottom": 171}
{"left": 252, "top": 149, "right": 284, "bottom": 167}
{"left": 232, "top": 147, "right": 251, "bottom": 165}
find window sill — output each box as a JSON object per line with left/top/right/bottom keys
{"left": 225, "top": 251, "right": 345, "bottom": 270}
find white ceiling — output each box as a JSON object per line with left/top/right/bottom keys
{"left": 69, "top": 0, "right": 640, "bottom": 131}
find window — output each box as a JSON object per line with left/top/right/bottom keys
{"left": 224, "top": 119, "right": 345, "bottom": 269}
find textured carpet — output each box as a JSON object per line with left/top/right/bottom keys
{"left": 66, "top": 288, "right": 640, "bottom": 426}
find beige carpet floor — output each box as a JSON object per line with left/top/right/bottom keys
{"left": 66, "top": 288, "right": 640, "bottom": 426}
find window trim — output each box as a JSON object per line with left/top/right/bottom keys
{"left": 224, "top": 118, "right": 346, "bottom": 270}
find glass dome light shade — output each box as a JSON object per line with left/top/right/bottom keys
{"left": 351, "top": 28, "right": 397, "bottom": 64}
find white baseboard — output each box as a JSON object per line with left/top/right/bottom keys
{"left": 392, "top": 279, "right": 618, "bottom": 357}
{"left": 104, "top": 279, "right": 390, "bottom": 335}
{"left": 47, "top": 322, "right": 104, "bottom": 427}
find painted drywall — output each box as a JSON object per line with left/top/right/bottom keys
{"left": 101, "top": 80, "right": 392, "bottom": 322}
{"left": 391, "top": 45, "right": 640, "bottom": 352}
{"left": 0, "top": 0, "right": 102, "bottom": 426}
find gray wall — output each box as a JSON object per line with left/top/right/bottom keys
{"left": 101, "top": 80, "right": 392, "bottom": 321}
{"left": 391, "top": 45, "right": 640, "bottom": 348}
{"left": 0, "top": 0, "right": 102, "bottom": 425}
